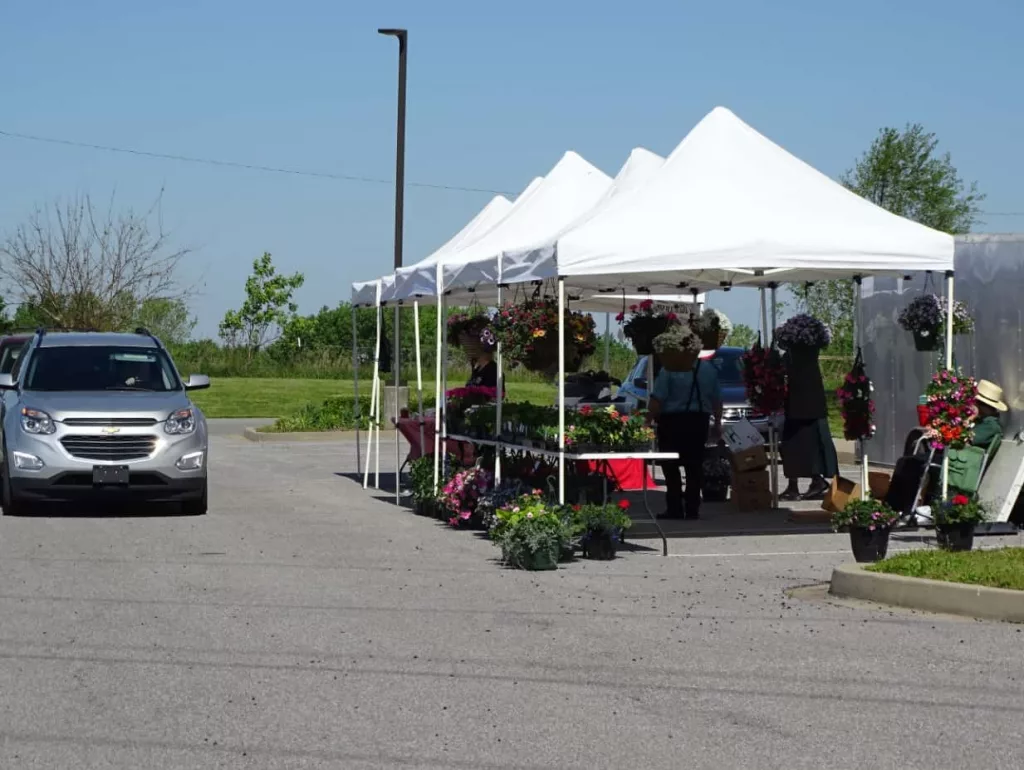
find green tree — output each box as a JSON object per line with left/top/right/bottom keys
{"left": 219, "top": 252, "right": 304, "bottom": 359}
{"left": 134, "top": 297, "right": 196, "bottom": 345}
{"left": 726, "top": 323, "right": 757, "bottom": 349}
{"left": 794, "top": 124, "right": 983, "bottom": 354}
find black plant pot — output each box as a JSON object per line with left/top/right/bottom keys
{"left": 583, "top": 530, "right": 617, "bottom": 560}
{"left": 414, "top": 499, "right": 433, "bottom": 517}
{"left": 936, "top": 523, "right": 975, "bottom": 552}
{"left": 913, "top": 327, "right": 942, "bottom": 352}
{"left": 849, "top": 526, "right": 891, "bottom": 563}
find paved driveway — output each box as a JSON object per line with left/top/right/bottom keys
{"left": 0, "top": 436, "right": 1022, "bottom": 769}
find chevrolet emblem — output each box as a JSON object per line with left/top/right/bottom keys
{"left": 101, "top": 426, "right": 120, "bottom": 434}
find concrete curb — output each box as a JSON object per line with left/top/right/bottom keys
{"left": 829, "top": 563, "right": 1024, "bottom": 623}
{"left": 243, "top": 428, "right": 382, "bottom": 443}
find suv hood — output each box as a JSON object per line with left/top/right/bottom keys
{"left": 20, "top": 390, "right": 193, "bottom": 422}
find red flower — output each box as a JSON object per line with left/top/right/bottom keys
{"left": 572, "top": 504, "right": 581, "bottom": 511}
{"left": 952, "top": 494, "right": 970, "bottom": 506}
{"left": 617, "top": 499, "right": 631, "bottom": 510}
{"left": 615, "top": 311, "right": 625, "bottom": 322}
{"left": 579, "top": 405, "right": 593, "bottom": 416}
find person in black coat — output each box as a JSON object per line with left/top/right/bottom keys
{"left": 780, "top": 346, "right": 838, "bottom": 500}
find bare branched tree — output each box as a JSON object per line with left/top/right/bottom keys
{"left": 0, "top": 191, "right": 191, "bottom": 330}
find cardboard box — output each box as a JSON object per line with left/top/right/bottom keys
{"left": 822, "top": 472, "right": 892, "bottom": 513}
{"left": 731, "top": 469, "right": 773, "bottom": 511}
{"left": 730, "top": 445, "right": 769, "bottom": 473}
{"left": 721, "top": 419, "right": 765, "bottom": 453}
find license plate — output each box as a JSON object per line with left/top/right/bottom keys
{"left": 93, "top": 465, "right": 130, "bottom": 485}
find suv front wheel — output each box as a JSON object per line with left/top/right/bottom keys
{"left": 181, "top": 480, "right": 208, "bottom": 516}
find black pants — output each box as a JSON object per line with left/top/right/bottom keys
{"left": 657, "top": 411, "right": 710, "bottom": 516}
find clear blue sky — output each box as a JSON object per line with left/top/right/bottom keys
{"left": 2, "top": 0, "right": 1022, "bottom": 337}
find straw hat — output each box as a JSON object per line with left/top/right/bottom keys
{"left": 977, "top": 380, "right": 1008, "bottom": 412}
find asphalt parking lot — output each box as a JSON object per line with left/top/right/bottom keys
{"left": 1, "top": 431, "right": 1023, "bottom": 769}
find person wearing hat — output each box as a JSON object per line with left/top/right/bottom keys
{"left": 973, "top": 379, "right": 1008, "bottom": 448}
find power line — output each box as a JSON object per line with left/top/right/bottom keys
{"left": 2, "top": 127, "right": 1023, "bottom": 216}
{"left": 0, "top": 128, "right": 516, "bottom": 196}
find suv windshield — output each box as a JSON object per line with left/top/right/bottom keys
{"left": 24, "top": 346, "right": 181, "bottom": 392}
{"left": 706, "top": 350, "right": 744, "bottom": 384}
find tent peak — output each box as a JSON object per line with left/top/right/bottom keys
{"left": 548, "top": 150, "right": 605, "bottom": 180}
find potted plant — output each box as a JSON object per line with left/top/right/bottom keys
{"left": 694, "top": 308, "right": 733, "bottom": 350}
{"left": 836, "top": 352, "right": 876, "bottom": 441}
{"left": 440, "top": 465, "right": 493, "bottom": 528}
{"left": 445, "top": 385, "right": 497, "bottom": 434}
{"left": 938, "top": 297, "right": 974, "bottom": 335}
{"left": 933, "top": 492, "right": 987, "bottom": 551}
{"left": 492, "top": 298, "right": 597, "bottom": 374}
{"left": 576, "top": 499, "right": 633, "bottom": 560}
{"left": 408, "top": 455, "right": 437, "bottom": 517}
{"left": 923, "top": 369, "right": 978, "bottom": 450}
{"left": 701, "top": 456, "right": 731, "bottom": 502}
{"left": 564, "top": 404, "right": 655, "bottom": 453}
{"left": 491, "top": 491, "right": 568, "bottom": 570}
{"left": 897, "top": 295, "right": 943, "bottom": 351}
{"left": 447, "top": 309, "right": 495, "bottom": 360}
{"left": 652, "top": 323, "right": 703, "bottom": 372}
{"left": 616, "top": 299, "right": 679, "bottom": 354}
{"left": 741, "top": 340, "right": 787, "bottom": 415}
{"left": 831, "top": 498, "right": 900, "bottom": 562}
{"left": 775, "top": 314, "right": 831, "bottom": 354}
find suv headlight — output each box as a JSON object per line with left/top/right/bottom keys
{"left": 165, "top": 408, "right": 196, "bottom": 435}
{"left": 21, "top": 407, "right": 56, "bottom": 435}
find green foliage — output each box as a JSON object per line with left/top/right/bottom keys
{"left": 725, "top": 323, "right": 757, "bottom": 349}
{"left": 260, "top": 396, "right": 368, "bottom": 433}
{"left": 134, "top": 297, "right": 196, "bottom": 344}
{"left": 843, "top": 124, "right": 983, "bottom": 235}
{"left": 490, "top": 491, "right": 569, "bottom": 570}
{"left": 934, "top": 491, "right": 988, "bottom": 528}
{"left": 565, "top": 404, "right": 654, "bottom": 450}
{"left": 408, "top": 455, "right": 437, "bottom": 503}
{"left": 219, "top": 252, "right": 305, "bottom": 357}
{"left": 575, "top": 500, "right": 633, "bottom": 535}
{"left": 868, "top": 548, "right": 1024, "bottom": 591}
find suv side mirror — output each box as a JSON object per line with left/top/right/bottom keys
{"left": 0, "top": 373, "right": 15, "bottom": 390}
{"left": 184, "top": 374, "right": 210, "bottom": 391}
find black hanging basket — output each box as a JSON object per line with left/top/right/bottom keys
{"left": 849, "top": 526, "right": 891, "bottom": 563}
{"left": 913, "top": 326, "right": 942, "bottom": 352}
{"left": 936, "top": 523, "right": 975, "bottom": 552}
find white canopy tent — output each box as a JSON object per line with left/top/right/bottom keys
{"left": 497, "top": 106, "right": 954, "bottom": 293}
{"left": 384, "top": 191, "right": 521, "bottom": 303}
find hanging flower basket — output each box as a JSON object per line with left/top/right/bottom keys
{"left": 492, "top": 298, "right": 596, "bottom": 375}
{"left": 652, "top": 323, "right": 702, "bottom": 372}
{"left": 923, "top": 369, "right": 978, "bottom": 450}
{"left": 836, "top": 349, "right": 876, "bottom": 441}
{"left": 897, "top": 294, "right": 972, "bottom": 351}
{"left": 693, "top": 308, "right": 732, "bottom": 350}
{"left": 913, "top": 327, "right": 942, "bottom": 352}
{"left": 617, "top": 300, "right": 679, "bottom": 354}
{"left": 775, "top": 314, "right": 831, "bottom": 351}
{"left": 447, "top": 310, "right": 495, "bottom": 355}
{"left": 741, "top": 340, "right": 787, "bottom": 414}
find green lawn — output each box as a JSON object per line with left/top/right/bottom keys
{"left": 190, "top": 377, "right": 557, "bottom": 419}
{"left": 193, "top": 377, "right": 845, "bottom": 436}
{"left": 868, "top": 548, "right": 1024, "bottom": 591}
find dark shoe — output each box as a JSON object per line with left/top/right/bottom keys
{"left": 683, "top": 510, "right": 701, "bottom": 520}
{"left": 801, "top": 480, "right": 829, "bottom": 501}
{"left": 780, "top": 486, "right": 802, "bottom": 502}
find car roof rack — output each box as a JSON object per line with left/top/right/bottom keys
{"left": 134, "top": 327, "right": 164, "bottom": 349}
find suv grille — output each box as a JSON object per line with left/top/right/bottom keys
{"left": 62, "top": 417, "right": 158, "bottom": 427}
{"left": 60, "top": 435, "right": 158, "bottom": 461}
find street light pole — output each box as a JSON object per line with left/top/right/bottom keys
{"left": 379, "top": 28, "right": 407, "bottom": 505}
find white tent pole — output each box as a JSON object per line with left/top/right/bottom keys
{"left": 375, "top": 303, "right": 382, "bottom": 489}
{"left": 494, "top": 270, "right": 504, "bottom": 484}
{"left": 440, "top": 292, "right": 450, "bottom": 479}
{"left": 433, "top": 267, "right": 444, "bottom": 493}
{"left": 603, "top": 313, "right": 611, "bottom": 372}
{"left": 941, "top": 271, "right": 955, "bottom": 500}
{"left": 854, "top": 277, "right": 868, "bottom": 501}
{"left": 769, "top": 284, "right": 779, "bottom": 509}
{"left": 414, "top": 301, "right": 425, "bottom": 475}
{"left": 394, "top": 303, "right": 401, "bottom": 506}
{"left": 352, "top": 302, "right": 361, "bottom": 477}
{"left": 363, "top": 284, "right": 382, "bottom": 489}
{"left": 558, "top": 277, "right": 566, "bottom": 505}
{"left": 759, "top": 288, "right": 768, "bottom": 342}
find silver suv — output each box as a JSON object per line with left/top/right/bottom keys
{"left": 0, "top": 330, "right": 210, "bottom": 515}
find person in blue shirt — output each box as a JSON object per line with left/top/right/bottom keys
{"left": 648, "top": 354, "right": 723, "bottom": 519}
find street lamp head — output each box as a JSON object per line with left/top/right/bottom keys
{"left": 377, "top": 28, "right": 407, "bottom": 38}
